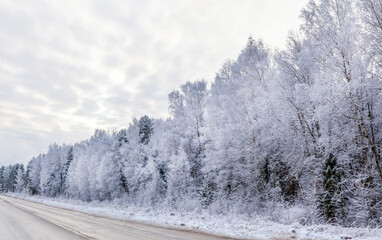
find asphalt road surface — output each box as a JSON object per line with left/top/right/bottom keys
{"left": 0, "top": 195, "right": 241, "bottom": 240}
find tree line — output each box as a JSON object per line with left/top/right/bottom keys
{"left": 1, "top": 0, "right": 382, "bottom": 227}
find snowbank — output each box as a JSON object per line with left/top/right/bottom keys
{"left": 6, "top": 193, "right": 382, "bottom": 240}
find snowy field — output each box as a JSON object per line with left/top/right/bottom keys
{"left": 6, "top": 193, "right": 382, "bottom": 240}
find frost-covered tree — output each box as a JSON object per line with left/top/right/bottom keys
{"left": 168, "top": 80, "right": 207, "bottom": 205}
{"left": 120, "top": 118, "right": 155, "bottom": 204}
{"left": 40, "top": 144, "right": 70, "bottom": 197}
{"left": 15, "top": 166, "right": 25, "bottom": 193}
{"left": 205, "top": 38, "right": 274, "bottom": 212}
{"left": 26, "top": 156, "right": 42, "bottom": 195}
{"left": 111, "top": 129, "right": 129, "bottom": 194}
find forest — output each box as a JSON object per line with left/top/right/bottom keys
{"left": 1, "top": 0, "right": 382, "bottom": 227}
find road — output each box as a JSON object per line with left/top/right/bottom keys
{"left": 0, "top": 195, "right": 241, "bottom": 240}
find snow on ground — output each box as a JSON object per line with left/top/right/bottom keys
{"left": 6, "top": 193, "right": 382, "bottom": 240}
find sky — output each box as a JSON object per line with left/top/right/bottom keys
{"left": 0, "top": 0, "right": 309, "bottom": 166}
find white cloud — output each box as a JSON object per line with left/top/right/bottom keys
{"left": 0, "top": 0, "right": 309, "bottom": 165}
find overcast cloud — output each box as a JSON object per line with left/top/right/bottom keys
{"left": 0, "top": 0, "right": 308, "bottom": 165}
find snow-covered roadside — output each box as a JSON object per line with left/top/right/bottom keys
{"left": 5, "top": 193, "right": 382, "bottom": 240}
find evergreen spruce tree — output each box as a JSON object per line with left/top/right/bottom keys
{"left": 62, "top": 146, "right": 74, "bottom": 194}
{"left": 317, "top": 153, "right": 347, "bottom": 224}
{"left": 115, "top": 129, "right": 129, "bottom": 193}
{"left": 0, "top": 166, "right": 4, "bottom": 193}
{"left": 138, "top": 115, "right": 154, "bottom": 145}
